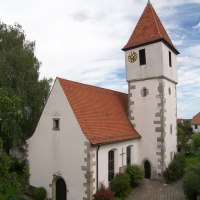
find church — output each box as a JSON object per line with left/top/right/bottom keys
{"left": 27, "top": 1, "right": 179, "bottom": 200}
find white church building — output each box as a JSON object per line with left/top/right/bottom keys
{"left": 27, "top": 2, "right": 179, "bottom": 200}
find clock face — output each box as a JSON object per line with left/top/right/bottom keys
{"left": 128, "top": 52, "right": 137, "bottom": 63}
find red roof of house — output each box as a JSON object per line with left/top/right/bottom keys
{"left": 177, "top": 118, "right": 184, "bottom": 124}
{"left": 58, "top": 78, "right": 140, "bottom": 145}
{"left": 122, "top": 2, "right": 179, "bottom": 54}
{"left": 190, "top": 112, "right": 200, "bottom": 125}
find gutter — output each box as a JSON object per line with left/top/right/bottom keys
{"left": 96, "top": 145, "right": 100, "bottom": 190}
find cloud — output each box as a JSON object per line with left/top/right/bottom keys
{"left": 0, "top": 0, "right": 200, "bottom": 118}
{"left": 193, "top": 22, "right": 200, "bottom": 31}
{"left": 71, "top": 10, "right": 91, "bottom": 22}
{"left": 177, "top": 50, "right": 200, "bottom": 118}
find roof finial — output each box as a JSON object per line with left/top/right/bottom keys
{"left": 147, "top": 0, "right": 151, "bottom": 4}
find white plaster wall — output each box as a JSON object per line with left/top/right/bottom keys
{"left": 163, "top": 80, "right": 177, "bottom": 166}
{"left": 27, "top": 79, "right": 88, "bottom": 200}
{"left": 93, "top": 139, "right": 139, "bottom": 188}
{"left": 125, "top": 42, "right": 177, "bottom": 83}
{"left": 191, "top": 125, "right": 200, "bottom": 133}
{"left": 129, "top": 79, "right": 177, "bottom": 174}
{"left": 129, "top": 80, "right": 160, "bottom": 173}
{"left": 162, "top": 43, "right": 178, "bottom": 83}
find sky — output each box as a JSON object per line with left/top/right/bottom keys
{"left": 0, "top": 0, "right": 200, "bottom": 119}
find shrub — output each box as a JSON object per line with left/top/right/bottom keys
{"left": 93, "top": 183, "right": 114, "bottom": 200}
{"left": 163, "top": 153, "right": 185, "bottom": 183}
{"left": 183, "top": 163, "right": 200, "bottom": 200}
{"left": 192, "top": 133, "right": 200, "bottom": 154}
{"left": 126, "top": 165, "right": 144, "bottom": 187}
{"left": 10, "top": 159, "right": 26, "bottom": 175}
{"left": 109, "top": 173, "right": 131, "bottom": 199}
{"left": 33, "top": 187, "right": 47, "bottom": 200}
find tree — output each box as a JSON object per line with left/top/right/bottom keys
{"left": 0, "top": 88, "right": 23, "bottom": 153}
{"left": 0, "top": 138, "right": 13, "bottom": 194}
{"left": 0, "top": 22, "right": 52, "bottom": 142}
{"left": 177, "top": 121, "right": 193, "bottom": 154}
{"left": 192, "top": 133, "right": 200, "bottom": 154}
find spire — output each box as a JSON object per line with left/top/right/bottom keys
{"left": 122, "top": 2, "right": 179, "bottom": 54}
{"left": 147, "top": 0, "right": 151, "bottom": 4}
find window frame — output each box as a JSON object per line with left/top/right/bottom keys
{"left": 170, "top": 124, "right": 173, "bottom": 134}
{"left": 139, "top": 49, "right": 146, "bottom": 65}
{"left": 108, "top": 150, "right": 115, "bottom": 182}
{"left": 141, "top": 87, "right": 148, "bottom": 97}
{"left": 53, "top": 118, "right": 60, "bottom": 131}
{"left": 169, "top": 87, "right": 171, "bottom": 95}
{"left": 126, "top": 146, "right": 131, "bottom": 166}
{"left": 169, "top": 51, "right": 172, "bottom": 67}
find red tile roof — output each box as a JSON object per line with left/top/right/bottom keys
{"left": 58, "top": 78, "right": 140, "bottom": 145}
{"left": 177, "top": 118, "right": 184, "bottom": 124}
{"left": 190, "top": 112, "right": 200, "bottom": 125}
{"left": 122, "top": 2, "right": 179, "bottom": 54}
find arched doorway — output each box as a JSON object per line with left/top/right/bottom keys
{"left": 144, "top": 160, "right": 151, "bottom": 179}
{"left": 56, "top": 178, "right": 67, "bottom": 200}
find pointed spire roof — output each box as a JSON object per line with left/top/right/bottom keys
{"left": 122, "top": 2, "right": 179, "bottom": 54}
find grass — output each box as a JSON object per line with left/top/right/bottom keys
{"left": 185, "top": 155, "right": 200, "bottom": 171}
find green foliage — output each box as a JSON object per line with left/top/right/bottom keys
{"left": 183, "top": 163, "right": 200, "bottom": 200}
{"left": 126, "top": 165, "right": 144, "bottom": 187}
{"left": 109, "top": 173, "right": 131, "bottom": 199}
{"left": 0, "top": 138, "right": 29, "bottom": 195}
{"left": 185, "top": 155, "right": 200, "bottom": 171}
{"left": 163, "top": 153, "right": 185, "bottom": 183}
{"left": 0, "top": 88, "right": 23, "bottom": 153}
{"left": 10, "top": 158, "right": 25, "bottom": 175}
{"left": 0, "top": 138, "right": 13, "bottom": 194}
{"left": 192, "top": 133, "right": 200, "bottom": 154}
{"left": 177, "top": 121, "right": 193, "bottom": 154}
{"left": 114, "top": 198, "right": 123, "bottom": 200}
{"left": 33, "top": 187, "right": 47, "bottom": 200}
{"left": 0, "top": 21, "right": 52, "bottom": 143}
{"left": 93, "top": 183, "right": 114, "bottom": 200}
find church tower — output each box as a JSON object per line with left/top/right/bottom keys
{"left": 122, "top": 2, "right": 179, "bottom": 179}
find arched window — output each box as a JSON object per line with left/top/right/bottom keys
{"left": 126, "top": 146, "right": 131, "bottom": 165}
{"left": 108, "top": 150, "right": 115, "bottom": 181}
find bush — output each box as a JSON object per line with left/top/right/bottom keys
{"left": 109, "top": 173, "right": 131, "bottom": 199}
{"left": 33, "top": 187, "right": 47, "bottom": 200}
{"left": 126, "top": 165, "right": 144, "bottom": 187}
{"left": 183, "top": 163, "right": 200, "bottom": 200}
{"left": 10, "top": 159, "right": 26, "bottom": 175}
{"left": 163, "top": 153, "right": 185, "bottom": 183}
{"left": 93, "top": 183, "right": 114, "bottom": 200}
{"left": 192, "top": 133, "right": 200, "bottom": 153}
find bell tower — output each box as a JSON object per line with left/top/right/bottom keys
{"left": 122, "top": 1, "right": 179, "bottom": 179}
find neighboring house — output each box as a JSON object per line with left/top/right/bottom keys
{"left": 177, "top": 118, "right": 184, "bottom": 124}
{"left": 190, "top": 112, "right": 200, "bottom": 132}
{"left": 27, "top": 2, "right": 178, "bottom": 200}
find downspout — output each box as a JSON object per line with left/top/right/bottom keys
{"left": 96, "top": 145, "right": 101, "bottom": 191}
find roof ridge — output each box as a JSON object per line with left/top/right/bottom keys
{"left": 57, "top": 77, "right": 128, "bottom": 95}
{"left": 149, "top": 4, "right": 162, "bottom": 38}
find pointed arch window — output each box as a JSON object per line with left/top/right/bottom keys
{"left": 108, "top": 150, "right": 115, "bottom": 181}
